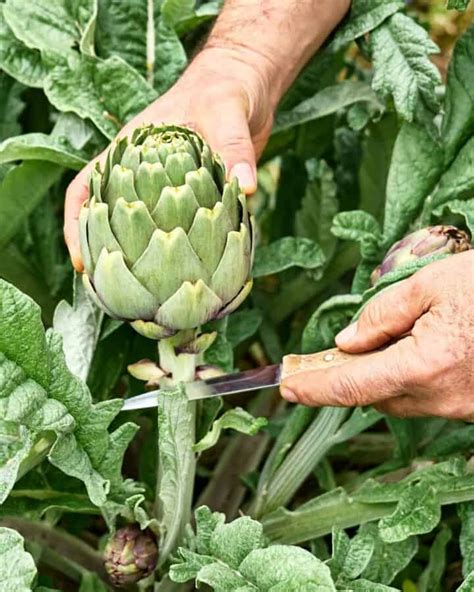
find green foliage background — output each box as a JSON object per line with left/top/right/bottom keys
{"left": 0, "top": 0, "right": 473, "bottom": 590}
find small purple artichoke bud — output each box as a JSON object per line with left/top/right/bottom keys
{"left": 103, "top": 525, "right": 158, "bottom": 587}
{"left": 371, "top": 225, "right": 471, "bottom": 285}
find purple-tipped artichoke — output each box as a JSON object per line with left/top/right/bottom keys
{"left": 104, "top": 525, "right": 158, "bottom": 587}
{"left": 371, "top": 225, "right": 471, "bottom": 285}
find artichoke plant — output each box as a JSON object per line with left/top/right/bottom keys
{"left": 103, "top": 525, "right": 158, "bottom": 587}
{"left": 80, "top": 125, "right": 255, "bottom": 339}
{"left": 371, "top": 225, "right": 471, "bottom": 284}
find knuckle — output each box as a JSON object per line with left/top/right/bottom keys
{"left": 331, "top": 373, "right": 364, "bottom": 407}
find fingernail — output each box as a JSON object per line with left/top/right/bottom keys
{"left": 230, "top": 162, "right": 256, "bottom": 193}
{"left": 336, "top": 322, "right": 358, "bottom": 345}
{"left": 280, "top": 386, "right": 298, "bottom": 404}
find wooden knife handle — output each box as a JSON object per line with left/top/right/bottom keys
{"left": 281, "top": 347, "right": 371, "bottom": 380}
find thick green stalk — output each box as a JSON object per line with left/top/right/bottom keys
{"left": 255, "top": 407, "right": 348, "bottom": 517}
{"left": 251, "top": 405, "right": 315, "bottom": 517}
{"left": 155, "top": 334, "right": 198, "bottom": 568}
{"left": 262, "top": 485, "right": 474, "bottom": 545}
{"left": 0, "top": 517, "right": 108, "bottom": 582}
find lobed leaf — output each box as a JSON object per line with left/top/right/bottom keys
{"left": 370, "top": 13, "right": 441, "bottom": 122}
{"left": 0, "top": 527, "right": 36, "bottom": 592}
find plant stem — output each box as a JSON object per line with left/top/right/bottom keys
{"left": 155, "top": 333, "right": 198, "bottom": 567}
{"left": 251, "top": 405, "right": 316, "bottom": 517}
{"left": 262, "top": 485, "right": 474, "bottom": 545}
{"left": 0, "top": 517, "right": 108, "bottom": 582}
{"left": 197, "top": 388, "right": 280, "bottom": 519}
{"left": 255, "top": 407, "right": 348, "bottom": 516}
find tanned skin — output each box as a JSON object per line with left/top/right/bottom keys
{"left": 64, "top": 0, "right": 474, "bottom": 421}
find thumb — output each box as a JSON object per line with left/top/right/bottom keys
{"left": 336, "top": 276, "right": 430, "bottom": 353}
{"left": 198, "top": 95, "right": 257, "bottom": 194}
{"left": 64, "top": 165, "right": 91, "bottom": 272}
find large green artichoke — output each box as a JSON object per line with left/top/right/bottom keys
{"left": 80, "top": 125, "right": 255, "bottom": 339}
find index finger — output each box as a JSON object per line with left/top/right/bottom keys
{"left": 280, "top": 338, "right": 417, "bottom": 408}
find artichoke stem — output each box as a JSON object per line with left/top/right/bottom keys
{"left": 155, "top": 331, "right": 198, "bottom": 567}
{"left": 158, "top": 332, "right": 200, "bottom": 383}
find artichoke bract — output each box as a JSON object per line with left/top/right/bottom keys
{"left": 371, "top": 225, "right": 471, "bottom": 284}
{"left": 104, "top": 525, "right": 158, "bottom": 587}
{"left": 80, "top": 125, "right": 255, "bottom": 339}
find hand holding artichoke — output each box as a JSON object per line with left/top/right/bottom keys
{"left": 80, "top": 125, "right": 255, "bottom": 339}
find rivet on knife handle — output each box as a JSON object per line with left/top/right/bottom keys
{"left": 281, "top": 347, "right": 370, "bottom": 380}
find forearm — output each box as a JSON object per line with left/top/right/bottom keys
{"left": 201, "top": 0, "right": 350, "bottom": 108}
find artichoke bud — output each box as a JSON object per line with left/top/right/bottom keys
{"left": 103, "top": 525, "right": 158, "bottom": 587}
{"left": 371, "top": 225, "right": 471, "bottom": 284}
{"left": 80, "top": 125, "right": 255, "bottom": 338}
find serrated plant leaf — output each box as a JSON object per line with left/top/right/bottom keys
{"left": 0, "top": 280, "right": 136, "bottom": 506}
{"left": 370, "top": 13, "right": 442, "bottom": 122}
{"left": 171, "top": 507, "right": 337, "bottom": 590}
{"left": 332, "top": 0, "right": 404, "bottom": 51}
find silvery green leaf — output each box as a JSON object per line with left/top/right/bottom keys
{"left": 0, "top": 7, "right": 48, "bottom": 88}
{"left": 53, "top": 274, "right": 103, "bottom": 381}
{"left": 156, "top": 387, "right": 196, "bottom": 565}
{"left": 0, "top": 280, "right": 137, "bottom": 506}
{"left": 458, "top": 572, "right": 474, "bottom": 591}
{"left": 193, "top": 408, "right": 267, "bottom": 453}
{"left": 239, "top": 545, "right": 336, "bottom": 591}
{"left": 3, "top": 0, "right": 97, "bottom": 55}
{"left": 43, "top": 53, "right": 157, "bottom": 139}
{"left": 379, "top": 481, "right": 441, "bottom": 542}
{"left": 370, "top": 13, "right": 441, "bottom": 122}
{"left": 332, "top": 0, "right": 404, "bottom": 51}
{"left": 360, "top": 523, "right": 418, "bottom": 585}
{"left": 0, "top": 527, "right": 36, "bottom": 592}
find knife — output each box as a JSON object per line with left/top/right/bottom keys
{"left": 121, "top": 346, "right": 371, "bottom": 411}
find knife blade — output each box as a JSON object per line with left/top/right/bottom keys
{"left": 121, "top": 346, "right": 370, "bottom": 411}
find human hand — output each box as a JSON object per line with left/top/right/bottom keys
{"left": 280, "top": 251, "right": 474, "bottom": 420}
{"left": 64, "top": 48, "right": 274, "bottom": 271}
